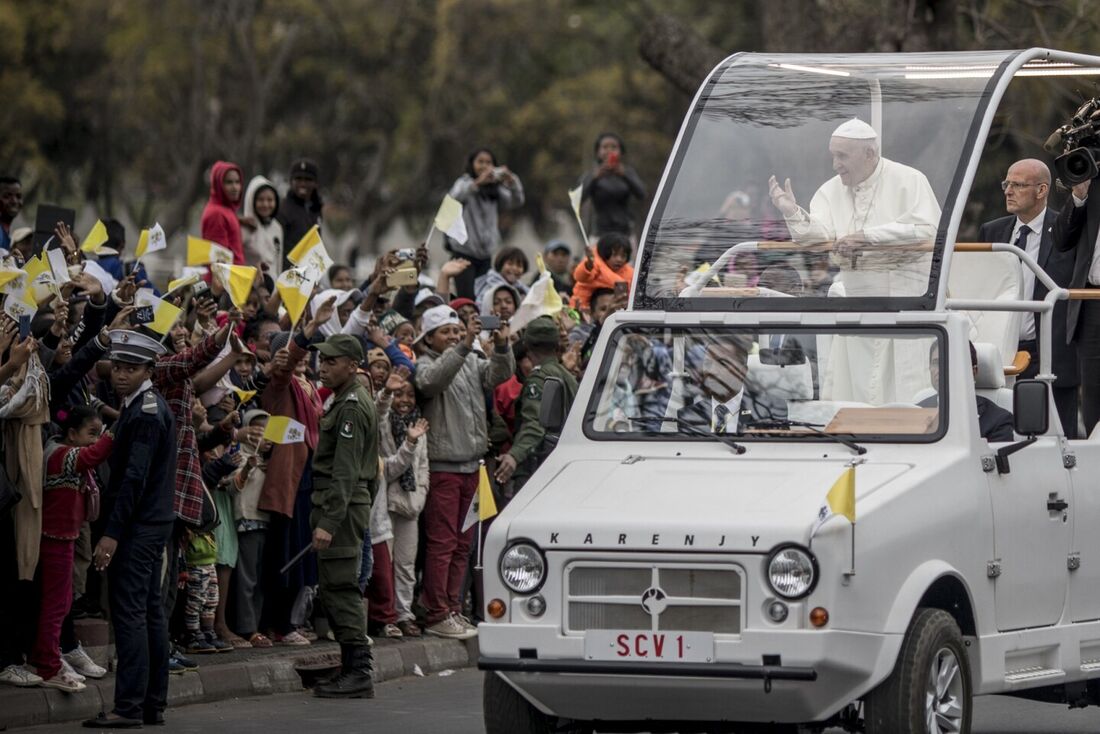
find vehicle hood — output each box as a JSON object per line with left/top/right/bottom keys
{"left": 506, "top": 457, "right": 911, "bottom": 552}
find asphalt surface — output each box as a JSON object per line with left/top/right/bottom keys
{"left": 18, "top": 668, "right": 1100, "bottom": 733}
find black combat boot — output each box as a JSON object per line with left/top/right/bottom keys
{"left": 314, "top": 644, "right": 375, "bottom": 699}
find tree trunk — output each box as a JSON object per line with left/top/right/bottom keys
{"left": 638, "top": 14, "right": 725, "bottom": 96}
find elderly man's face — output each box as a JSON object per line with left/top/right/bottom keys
{"left": 698, "top": 339, "right": 749, "bottom": 402}
{"left": 829, "top": 137, "right": 878, "bottom": 187}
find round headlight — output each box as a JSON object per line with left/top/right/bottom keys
{"left": 767, "top": 546, "right": 817, "bottom": 600}
{"left": 499, "top": 542, "right": 546, "bottom": 594}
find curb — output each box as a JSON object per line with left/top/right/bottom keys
{"left": 0, "top": 636, "right": 479, "bottom": 730}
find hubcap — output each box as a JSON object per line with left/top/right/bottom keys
{"left": 925, "top": 647, "right": 965, "bottom": 733}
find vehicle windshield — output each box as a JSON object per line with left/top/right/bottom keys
{"left": 634, "top": 51, "right": 1013, "bottom": 312}
{"left": 584, "top": 325, "right": 945, "bottom": 442}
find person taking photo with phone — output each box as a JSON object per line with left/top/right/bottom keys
{"left": 578, "top": 132, "right": 647, "bottom": 240}
{"left": 444, "top": 148, "right": 525, "bottom": 300}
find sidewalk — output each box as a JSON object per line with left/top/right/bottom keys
{"left": 0, "top": 619, "right": 478, "bottom": 730}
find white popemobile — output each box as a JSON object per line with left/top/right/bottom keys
{"left": 480, "top": 49, "right": 1100, "bottom": 733}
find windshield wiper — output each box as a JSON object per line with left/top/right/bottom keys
{"left": 628, "top": 415, "right": 747, "bottom": 455}
{"left": 739, "top": 416, "right": 867, "bottom": 455}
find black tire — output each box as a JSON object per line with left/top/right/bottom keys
{"left": 864, "top": 607, "right": 972, "bottom": 734}
{"left": 483, "top": 672, "right": 590, "bottom": 734}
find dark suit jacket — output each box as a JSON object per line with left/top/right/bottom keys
{"left": 1050, "top": 193, "right": 1094, "bottom": 340}
{"left": 979, "top": 208, "right": 1079, "bottom": 387}
{"left": 918, "top": 394, "right": 1014, "bottom": 442}
{"left": 676, "top": 390, "right": 780, "bottom": 430}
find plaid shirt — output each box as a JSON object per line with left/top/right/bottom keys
{"left": 153, "top": 332, "right": 223, "bottom": 525}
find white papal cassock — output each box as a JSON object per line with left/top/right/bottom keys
{"left": 783, "top": 155, "right": 942, "bottom": 405}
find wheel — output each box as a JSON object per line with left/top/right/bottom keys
{"left": 864, "top": 608, "right": 972, "bottom": 734}
{"left": 483, "top": 672, "right": 590, "bottom": 734}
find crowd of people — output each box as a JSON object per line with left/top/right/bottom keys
{"left": 0, "top": 132, "right": 641, "bottom": 720}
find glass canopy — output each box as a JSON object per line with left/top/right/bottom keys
{"left": 632, "top": 51, "right": 1100, "bottom": 312}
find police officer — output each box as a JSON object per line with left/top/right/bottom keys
{"left": 85, "top": 330, "right": 177, "bottom": 729}
{"left": 310, "top": 333, "right": 379, "bottom": 699}
{"left": 495, "top": 317, "right": 578, "bottom": 489}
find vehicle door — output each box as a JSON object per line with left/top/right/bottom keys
{"left": 1065, "top": 439, "right": 1100, "bottom": 623}
{"left": 987, "top": 435, "right": 1072, "bottom": 631}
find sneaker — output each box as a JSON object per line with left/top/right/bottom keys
{"left": 204, "top": 630, "right": 234, "bottom": 654}
{"left": 184, "top": 632, "right": 216, "bottom": 654}
{"left": 275, "top": 630, "right": 311, "bottom": 646}
{"left": 424, "top": 613, "right": 477, "bottom": 640}
{"left": 63, "top": 644, "right": 106, "bottom": 679}
{"left": 169, "top": 648, "right": 199, "bottom": 671}
{"left": 41, "top": 669, "right": 86, "bottom": 693}
{"left": 378, "top": 624, "right": 403, "bottom": 639}
{"left": 456, "top": 613, "right": 478, "bottom": 631}
{"left": 168, "top": 658, "right": 187, "bottom": 675}
{"left": 59, "top": 657, "right": 86, "bottom": 683}
{"left": 0, "top": 664, "right": 41, "bottom": 687}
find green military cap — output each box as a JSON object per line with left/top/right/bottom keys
{"left": 314, "top": 333, "right": 365, "bottom": 362}
{"left": 524, "top": 317, "right": 559, "bottom": 348}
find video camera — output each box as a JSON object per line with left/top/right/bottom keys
{"left": 1045, "top": 97, "right": 1100, "bottom": 185}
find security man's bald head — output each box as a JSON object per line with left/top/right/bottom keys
{"left": 1004, "top": 158, "right": 1051, "bottom": 221}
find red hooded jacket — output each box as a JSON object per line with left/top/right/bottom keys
{"left": 200, "top": 161, "right": 245, "bottom": 265}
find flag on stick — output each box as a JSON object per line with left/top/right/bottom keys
{"left": 186, "top": 236, "right": 234, "bottom": 266}
{"left": 433, "top": 195, "right": 468, "bottom": 245}
{"left": 275, "top": 267, "right": 317, "bottom": 326}
{"left": 135, "top": 223, "right": 167, "bottom": 259}
{"left": 134, "top": 288, "right": 183, "bottom": 335}
{"left": 286, "top": 226, "right": 333, "bottom": 281}
{"left": 263, "top": 416, "right": 307, "bottom": 444}
{"left": 810, "top": 465, "right": 856, "bottom": 539}
{"left": 568, "top": 185, "right": 588, "bottom": 244}
{"left": 211, "top": 263, "right": 257, "bottom": 310}
{"left": 79, "top": 220, "right": 109, "bottom": 254}
{"left": 463, "top": 462, "right": 499, "bottom": 532}
{"left": 509, "top": 254, "right": 564, "bottom": 332}
{"left": 232, "top": 387, "right": 257, "bottom": 404}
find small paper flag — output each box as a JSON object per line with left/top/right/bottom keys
{"left": 211, "top": 263, "right": 257, "bottom": 310}
{"left": 135, "top": 222, "right": 167, "bottom": 259}
{"left": 262, "top": 415, "right": 307, "bottom": 444}
{"left": 232, "top": 387, "right": 257, "bottom": 404}
{"left": 134, "top": 288, "right": 183, "bottom": 335}
{"left": 286, "top": 226, "right": 333, "bottom": 282}
{"left": 79, "top": 220, "right": 109, "bottom": 253}
{"left": 433, "top": 195, "right": 468, "bottom": 245}
{"left": 187, "top": 236, "right": 235, "bottom": 266}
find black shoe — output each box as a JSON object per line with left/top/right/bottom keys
{"left": 169, "top": 647, "right": 199, "bottom": 671}
{"left": 204, "top": 630, "right": 234, "bottom": 653}
{"left": 184, "top": 632, "right": 216, "bottom": 654}
{"left": 82, "top": 712, "right": 143, "bottom": 728}
{"left": 314, "top": 644, "right": 375, "bottom": 699}
{"left": 143, "top": 711, "right": 166, "bottom": 726}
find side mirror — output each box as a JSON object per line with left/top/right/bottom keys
{"left": 539, "top": 378, "right": 567, "bottom": 435}
{"left": 1012, "top": 379, "right": 1049, "bottom": 437}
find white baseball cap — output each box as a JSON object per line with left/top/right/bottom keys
{"left": 414, "top": 287, "right": 445, "bottom": 309}
{"left": 415, "top": 304, "right": 461, "bottom": 343}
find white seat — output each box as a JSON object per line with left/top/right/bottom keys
{"left": 947, "top": 251, "right": 1025, "bottom": 382}
{"left": 746, "top": 353, "right": 813, "bottom": 402}
{"left": 973, "top": 342, "right": 1013, "bottom": 413}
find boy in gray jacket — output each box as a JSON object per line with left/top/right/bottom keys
{"left": 414, "top": 304, "right": 513, "bottom": 639}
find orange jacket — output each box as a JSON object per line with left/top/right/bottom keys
{"left": 572, "top": 254, "right": 633, "bottom": 311}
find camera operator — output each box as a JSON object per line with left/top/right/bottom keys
{"left": 1051, "top": 172, "right": 1098, "bottom": 436}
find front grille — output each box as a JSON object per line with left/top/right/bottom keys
{"left": 564, "top": 562, "right": 743, "bottom": 635}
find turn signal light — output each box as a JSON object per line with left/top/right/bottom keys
{"left": 488, "top": 599, "right": 507, "bottom": 619}
{"left": 810, "top": 607, "right": 829, "bottom": 628}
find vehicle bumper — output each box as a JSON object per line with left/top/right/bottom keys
{"left": 478, "top": 625, "right": 901, "bottom": 724}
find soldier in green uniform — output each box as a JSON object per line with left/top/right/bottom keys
{"left": 309, "top": 333, "right": 379, "bottom": 699}
{"left": 495, "top": 317, "right": 578, "bottom": 488}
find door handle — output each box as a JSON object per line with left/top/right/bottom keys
{"left": 1047, "top": 498, "right": 1069, "bottom": 512}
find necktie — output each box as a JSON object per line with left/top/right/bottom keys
{"left": 714, "top": 404, "right": 730, "bottom": 434}
{"left": 1013, "top": 224, "right": 1031, "bottom": 252}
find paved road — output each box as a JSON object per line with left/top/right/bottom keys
{"left": 20, "top": 668, "right": 1100, "bottom": 733}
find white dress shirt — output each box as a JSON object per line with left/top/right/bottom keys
{"left": 710, "top": 392, "right": 743, "bottom": 434}
{"left": 1011, "top": 209, "right": 1045, "bottom": 341}
{"left": 121, "top": 379, "right": 154, "bottom": 409}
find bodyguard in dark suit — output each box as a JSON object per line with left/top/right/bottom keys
{"left": 1051, "top": 173, "right": 1099, "bottom": 435}
{"left": 978, "top": 159, "right": 1079, "bottom": 437}
{"left": 85, "top": 330, "right": 178, "bottom": 729}
{"left": 677, "top": 334, "right": 782, "bottom": 432}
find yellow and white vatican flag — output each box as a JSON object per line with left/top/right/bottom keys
{"left": 509, "top": 254, "right": 564, "bottom": 332}
{"left": 286, "top": 225, "right": 333, "bottom": 281}
{"left": 186, "top": 236, "right": 235, "bottom": 266}
{"left": 810, "top": 463, "right": 858, "bottom": 574}
{"left": 2, "top": 271, "right": 37, "bottom": 320}
{"left": 462, "top": 462, "right": 499, "bottom": 533}
{"left": 211, "top": 263, "right": 257, "bottom": 310}
{"left": 134, "top": 222, "right": 167, "bottom": 259}
{"left": 0, "top": 267, "right": 22, "bottom": 291}
{"left": 263, "top": 415, "right": 307, "bottom": 444}
{"left": 134, "top": 288, "right": 183, "bottom": 335}
{"left": 568, "top": 185, "right": 588, "bottom": 244}
{"left": 231, "top": 387, "right": 257, "bottom": 404}
{"left": 79, "top": 220, "right": 110, "bottom": 254}
{"left": 275, "top": 267, "right": 317, "bottom": 327}
{"left": 23, "top": 253, "right": 58, "bottom": 303}
{"left": 432, "top": 194, "right": 468, "bottom": 245}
